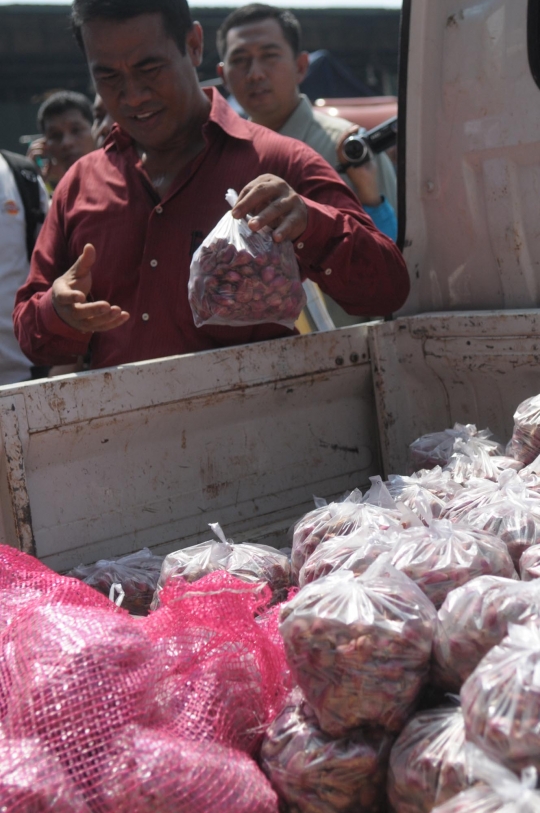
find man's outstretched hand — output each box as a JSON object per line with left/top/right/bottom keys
{"left": 52, "top": 244, "right": 130, "bottom": 333}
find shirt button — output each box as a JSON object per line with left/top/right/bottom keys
{"left": 297, "top": 241, "right": 304, "bottom": 249}
{"left": 150, "top": 259, "right": 158, "bottom": 268}
{"left": 324, "top": 268, "right": 332, "bottom": 276}
{"left": 142, "top": 313, "right": 150, "bottom": 321}
{"left": 155, "top": 205, "right": 163, "bottom": 214}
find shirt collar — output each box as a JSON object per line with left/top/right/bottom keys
{"left": 107, "top": 86, "right": 253, "bottom": 153}
{"left": 278, "top": 94, "right": 314, "bottom": 141}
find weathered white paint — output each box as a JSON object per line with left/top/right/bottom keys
{"left": 0, "top": 327, "right": 380, "bottom": 571}
{"left": 401, "top": 0, "right": 540, "bottom": 314}
{"left": 370, "top": 310, "right": 540, "bottom": 475}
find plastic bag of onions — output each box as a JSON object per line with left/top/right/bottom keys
{"left": 279, "top": 561, "right": 437, "bottom": 737}
{"left": 387, "top": 704, "right": 471, "bottom": 813}
{"left": 433, "top": 576, "right": 540, "bottom": 691}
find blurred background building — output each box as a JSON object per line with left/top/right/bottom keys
{"left": 0, "top": 4, "right": 400, "bottom": 152}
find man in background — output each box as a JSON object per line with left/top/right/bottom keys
{"left": 27, "top": 91, "right": 95, "bottom": 194}
{"left": 217, "top": 3, "right": 398, "bottom": 327}
{"left": 0, "top": 149, "right": 49, "bottom": 384}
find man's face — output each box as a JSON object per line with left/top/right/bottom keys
{"left": 82, "top": 13, "right": 203, "bottom": 152}
{"left": 43, "top": 109, "right": 95, "bottom": 170}
{"left": 219, "top": 18, "right": 308, "bottom": 128}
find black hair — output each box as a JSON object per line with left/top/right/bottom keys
{"left": 71, "top": 0, "right": 193, "bottom": 54}
{"left": 37, "top": 90, "right": 94, "bottom": 132}
{"left": 216, "top": 3, "right": 302, "bottom": 59}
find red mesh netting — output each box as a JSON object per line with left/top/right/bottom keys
{"left": 94, "top": 724, "right": 278, "bottom": 813}
{"left": 145, "top": 571, "right": 289, "bottom": 755}
{"left": 0, "top": 550, "right": 283, "bottom": 811}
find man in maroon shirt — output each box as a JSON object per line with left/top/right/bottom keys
{"left": 14, "top": 0, "right": 409, "bottom": 371}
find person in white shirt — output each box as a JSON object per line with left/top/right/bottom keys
{"left": 0, "top": 152, "right": 49, "bottom": 385}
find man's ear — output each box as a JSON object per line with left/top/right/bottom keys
{"left": 296, "top": 51, "right": 310, "bottom": 84}
{"left": 187, "top": 21, "right": 204, "bottom": 67}
{"left": 217, "top": 61, "right": 229, "bottom": 92}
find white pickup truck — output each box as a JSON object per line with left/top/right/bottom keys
{"left": 0, "top": 0, "right": 537, "bottom": 573}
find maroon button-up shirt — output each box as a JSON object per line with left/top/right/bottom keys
{"left": 14, "top": 89, "right": 409, "bottom": 370}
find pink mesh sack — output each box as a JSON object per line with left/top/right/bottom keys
{"left": 146, "top": 571, "right": 288, "bottom": 755}
{"left": 2, "top": 603, "right": 159, "bottom": 808}
{"left": 0, "top": 731, "right": 90, "bottom": 813}
{"left": 461, "top": 621, "right": 540, "bottom": 774}
{"left": 387, "top": 705, "right": 471, "bottom": 813}
{"left": 188, "top": 188, "right": 305, "bottom": 328}
{"left": 409, "top": 424, "right": 502, "bottom": 473}
{"left": 95, "top": 724, "right": 279, "bottom": 813}
{"left": 280, "top": 560, "right": 437, "bottom": 737}
{"left": 385, "top": 519, "right": 516, "bottom": 610}
{"left": 433, "top": 575, "right": 540, "bottom": 691}
{"left": 261, "top": 688, "right": 392, "bottom": 813}
{"left": 507, "top": 394, "right": 540, "bottom": 466}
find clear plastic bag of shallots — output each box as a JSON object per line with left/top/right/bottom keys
{"left": 384, "top": 519, "right": 517, "bottom": 610}
{"left": 69, "top": 548, "right": 164, "bottom": 616}
{"left": 385, "top": 467, "right": 463, "bottom": 522}
{"left": 151, "top": 523, "right": 290, "bottom": 609}
{"left": 507, "top": 394, "right": 540, "bottom": 466}
{"left": 409, "top": 424, "right": 502, "bottom": 473}
{"left": 520, "top": 544, "right": 540, "bottom": 581}
{"left": 433, "top": 576, "right": 540, "bottom": 691}
{"left": 443, "top": 438, "right": 522, "bottom": 485}
{"left": 461, "top": 621, "right": 540, "bottom": 774}
{"left": 261, "top": 687, "right": 392, "bottom": 813}
{"left": 432, "top": 746, "right": 540, "bottom": 813}
{"left": 188, "top": 189, "right": 306, "bottom": 329}
{"left": 279, "top": 560, "right": 437, "bottom": 737}
{"left": 298, "top": 526, "right": 405, "bottom": 587}
{"left": 291, "top": 489, "right": 407, "bottom": 583}
{"left": 387, "top": 704, "right": 471, "bottom": 813}
{"left": 441, "top": 470, "right": 540, "bottom": 566}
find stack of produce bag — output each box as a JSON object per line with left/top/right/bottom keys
{"left": 279, "top": 559, "right": 437, "bottom": 736}
{"left": 433, "top": 576, "right": 540, "bottom": 690}
{"left": 441, "top": 470, "right": 540, "bottom": 565}
{"left": 152, "top": 523, "right": 291, "bottom": 608}
{"left": 408, "top": 424, "right": 502, "bottom": 473}
{"left": 261, "top": 687, "right": 392, "bottom": 813}
{"left": 387, "top": 704, "right": 471, "bottom": 813}
{"left": 461, "top": 621, "right": 540, "bottom": 774}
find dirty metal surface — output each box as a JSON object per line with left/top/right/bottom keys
{"left": 0, "top": 328, "right": 380, "bottom": 571}
{"left": 401, "top": 0, "right": 540, "bottom": 315}
{"left": 370, "top": 310, "right": 540, "bottom": 476}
